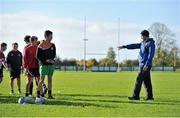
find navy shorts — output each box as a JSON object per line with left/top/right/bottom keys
{"left": 28, "top": 68, "right": 40, "bottom": 77}
{"left": 10, "top": 69, "right": 21, "bottom": 79}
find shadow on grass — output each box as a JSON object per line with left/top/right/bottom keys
{"left": 1, "top": 94, "right": 180, "bottom": 107}
{"left": 59, "top": 93, "right": 127, "bottom": 98}
{"left": 0, "top": 95, "right": 118, "bottom": 108}
{"left": 56, "top": 93, "right": 180, "bottom": 106}
{"left": 0, "top": 95, "right": 20, "bottom": 104}
{"left": 46, "top": 100, "right": 118, "bottom": 108}
{"left": 57, "top": 97, "right": 180, "bottom": 106}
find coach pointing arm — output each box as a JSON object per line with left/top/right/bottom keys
{"left": 118, "top": 43, "right": 141, "bottom": 50}
{"left": 117, "top": 30, "right": 155, "bottom": 100}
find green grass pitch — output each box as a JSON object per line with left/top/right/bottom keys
{"left": 0, "top": 71, "right": 180, "bottom": 117}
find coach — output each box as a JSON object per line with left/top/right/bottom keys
{"left": 118, "top": 30, "right": 155, "bottom": 100}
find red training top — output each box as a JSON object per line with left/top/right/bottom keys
{"left": 23, "top": 45, "right": 39, "bottom": 69}
{"left": 22, "top": 44, "right": 30, "bottom": 68}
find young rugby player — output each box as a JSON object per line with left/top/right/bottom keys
{"left": 23, "top": 35, "right": 35, "bottom": 95}
{"left": 23, "top": 36, "right": 40, "bottom": 96}
{"left": 36, "top": 30, "right": 56, "bottom": 99}
{"left": 0, "top": 43, "right": 7, "bottom": 85}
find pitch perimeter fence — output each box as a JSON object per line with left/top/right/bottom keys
{"left": 56, "top": 66, "right": 180, "bottom": 72}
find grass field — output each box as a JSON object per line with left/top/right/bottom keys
{"left": 0, "top": 70, "right": 180, "bottom": 117}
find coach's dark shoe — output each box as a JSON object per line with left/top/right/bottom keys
{"left": 48, "top": 96, "right": 55, "bottom": 99}
{"left": 144, "top": 97, "right": 154, "bottom": 101}
{"left": 128, "top": 96, "right": 140, "bottom": 100}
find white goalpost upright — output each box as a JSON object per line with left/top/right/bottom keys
{"left": 82, "top": 17, "right": 122, "bottom": 72}
{"left": 83, "top": 16, "right": 88, "bottom": 71}
{"left": 117, "top": 17, "right": 121, "bottom": 72}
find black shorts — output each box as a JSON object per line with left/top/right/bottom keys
{"left": 0, "top": 68, "right": 3, "bottom": 78}
{"left": 28, "top": 68, "right": 40, "bottom": 77}
{"left": 10, "top": 69, "right": 21, "bottom": 79}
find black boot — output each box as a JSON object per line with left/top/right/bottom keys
{"left": 128, "top": 96, "right": 140, "bottom": 100}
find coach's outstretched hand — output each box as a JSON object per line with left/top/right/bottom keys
{"left": 117, "top": 46, "right": 125, "bottom": 50}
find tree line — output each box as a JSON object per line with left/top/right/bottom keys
{"left": 55, "top": 22, "right": 180, "bottom": 68}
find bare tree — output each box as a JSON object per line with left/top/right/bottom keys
{"left": 148, "top": 22, "right": 177, "bottom": 66}
{"left": 148, "top": 22, "right": 176, "bottom": 58}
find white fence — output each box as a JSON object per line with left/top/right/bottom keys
{"left": 56, "top": 66, "right": 177, "bottom": 72}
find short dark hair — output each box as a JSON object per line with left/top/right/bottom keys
{"left": 141, "top": 30, "right": 149, "bottom": 37}
{"left": 1, "top": 43, "right": 7, "bottom": 47}
{"left": 12, "top": 42, "right": 18, "bottom": 46}
{"left": 44, "top": 30, "right": 53, "bottom": 37}
{"left": 30, "top": 36, "right": 38, "bottom": 42}
{"left": 24, "top": 35, "right": 31, "bottom": 43}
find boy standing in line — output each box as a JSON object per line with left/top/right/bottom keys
{"left": 7, "top": 43, "right": 22, "bottom": 94}
{"left": 23, "top": 35, "right": 34, "bottom": 96}
{"left": 36, "top": 30, "right": 56, "bottom": 99}
{"left": 0, "top": 43, "right": 7, "bottom": 85}
{"left": 23, "top": 36, "right": 40, "bottom": 97}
